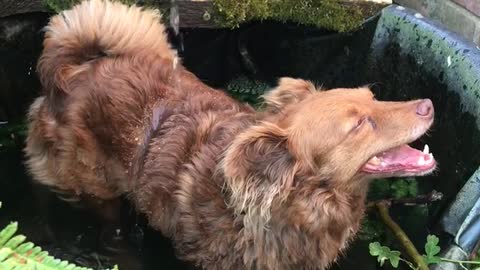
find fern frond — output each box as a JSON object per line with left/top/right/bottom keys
{"left": 0, "top": 205, "right": 118, "bottom": 270}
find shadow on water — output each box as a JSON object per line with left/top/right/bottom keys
{"left": 1, "top": 11, "right": 480, "bottom": 270}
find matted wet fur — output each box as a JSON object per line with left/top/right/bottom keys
{"left": 24, "top": 0, "right": 436, "bottom": 269}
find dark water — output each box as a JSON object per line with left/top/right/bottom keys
{"left": 1, "top": 12, "right": 479, "bottom": 270}
{"left": 366, "top": 42, "right": 480, "bottom": 222}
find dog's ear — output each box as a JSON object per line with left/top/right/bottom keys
{"left": 223, "top": 122, "right": 299, "bottom": 223}
{"left": 261, "top": 77, "right": 316, "bottom": 112}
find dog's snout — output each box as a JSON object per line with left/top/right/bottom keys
{"left": 416, "top": 99, "right": 433, "bottom": 118}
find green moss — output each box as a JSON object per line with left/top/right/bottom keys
{"left": 212, "top": 0, "right": 371, "bottom": 32}
{"left": 43, "top": 0, "right": 76, "bottom": 12}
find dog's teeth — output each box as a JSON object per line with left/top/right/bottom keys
{"left": 423, "top": 144, "right": 429, "bottom": 154}
{"left": 370, "top": 156, "right": 381, "bottom": 165}
{"left": 429, "top": 153, "right": 434, "bottom": 161}
{"left": 425, "top": 157, "right": 433, "bottom": 164}
{"left": 417, "top": 156, "right": 426, "bottom": 166}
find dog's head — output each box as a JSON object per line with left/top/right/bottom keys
{"left": 223, "top": 77, "right": 435, "bottom": 221}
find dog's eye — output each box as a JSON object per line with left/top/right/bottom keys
{"left": 367, "top": 116, "right": 377, "bottom": 129}
{"left": 352, "top": 117, "right": 366, "bottom": 131}
{"left": 356, "top": 118, "right": 365, "bottom": 127}
{"left": 351, "top": 116, "right": 376, "bottom": 133}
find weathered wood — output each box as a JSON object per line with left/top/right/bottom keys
{"left": 148, "top": 0, "right": 217, "bottom": 29}
{"left": 1, "top": 0, "right": 49, "bottom": 18}
{"left": 176, "top": 0, "right": 216, "bottom": 28}
{"left": 1, "top": 0, "right": 218, "bottom": 28}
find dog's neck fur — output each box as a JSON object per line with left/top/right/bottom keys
{"left": 220, "top": 148, "right": 370, "bottom": 269}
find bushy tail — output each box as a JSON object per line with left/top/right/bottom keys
{"left": 37, "top": 0, "right": 176, "bottom": 97}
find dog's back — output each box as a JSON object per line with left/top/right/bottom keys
{"left": 25, "top": 0, "right": 252, "bottom": 204}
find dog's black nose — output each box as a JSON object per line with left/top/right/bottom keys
{"left": 416, "top": 99, "right": 434, "bottom": 118}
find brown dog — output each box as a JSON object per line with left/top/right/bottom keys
{"left": 24, "top": 0, "right": 436, "bottom": 269}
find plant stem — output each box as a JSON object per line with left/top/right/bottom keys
{"left": 367, "top": 190, "right": 443, "bottom": 208}
{"left": 400, "top": 258, "right": 418, "bottom": 270}
{"left": 376, "top": 202, "right": 429, "bottom": 270}
{"left": 440, "top": 258, "right": 480, "bottom": 265}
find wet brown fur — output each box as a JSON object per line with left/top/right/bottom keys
{"left": 24, "top": 1, "right": 434, "bottom": 269}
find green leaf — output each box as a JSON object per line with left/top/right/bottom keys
{"left": 390, "top": 178, "right": 419, "bottom": 199}
{"left": 406, "top": 178, "right": 418, "bottom": 197}
{"left": 225, "top": 76, "right": 271, "bottom": 106}
{"left": 16, "top": 242, "right": 35, "bottom": 255}
{"left": 422, "top": 255, "right": 441, "bottom": 265}
{"left": 425, "top": 235, "right": 440, "bottom": 255}
{"left": 0, "top": 223, "right": 18, "bottom": 246}
{"left": 369, "top": 242, "right": 402, "bottom": 268}
{"left": 359, "top": 218, "right": 385, "bottom": 241}
{"left": 4, "top": 235, "right": 26, "bottom": 249}
{"left": 392, "top": 181, "right": 408, "bottom": 198}
{"left": 368, "top": 179, "right": 391, "bottom": 200}
{"left": 0, "top": 247, "right": 13, "bottom": 261}
{"left": 423, "top": 235, "right": 442, "bottom": 265}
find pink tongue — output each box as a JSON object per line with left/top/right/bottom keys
{"left": 378, "top": 145, "right": 423, "bottom": 165}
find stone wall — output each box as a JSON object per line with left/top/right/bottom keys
{"left": 394, "top": 0, "right": 480, "bottom": 45}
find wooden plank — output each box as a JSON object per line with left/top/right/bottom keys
{"left": 1, "top": 0, "right": 219, "bottom": 28}
{"left": 174, "top": 0, "right": 217, "bottom": 28}
{"left": 1, "top": 0, "right": 49, "bottom": 18}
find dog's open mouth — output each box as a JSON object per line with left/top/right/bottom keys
{"left": 362, "top": 144, "right": 436, "bottom": 175}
